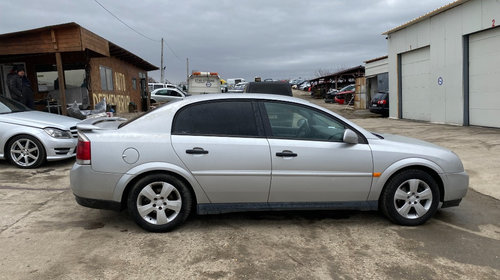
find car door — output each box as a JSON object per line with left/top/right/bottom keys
{"left": 152, "top": 89, "right": 169, "bottom": 102}
{"left": 261, "top": 101, "right": 373, "bottom": 203}
{"left": 171, "top": 100, "right": 271, "bottom": 203}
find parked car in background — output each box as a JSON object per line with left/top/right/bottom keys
{"left": 70, "top": 94, "right": 468, "bottom": 232}
{"left": 244, "top": 81, "right": 293, "bottom": 96}
{"left": 334, "top": 84, "right": 355, "bottom": 104}
{"left": 0, "top": 96, "right": 79, "bottom": 168}
{"left": 150, "top": 87, "right": 189, "bottom": 104}
{"left": 228, "top": 82, "right": 248, "bottom": 93}
{"left": 298, "top": 81, "right": 311, "bottom": 91}
{"left": 289, "top": 79, "right": 305, "bottom": 88}
{"left": 226, "top": 78, "right": 246, "bottom": 90}
{"left": 324, "top": 88, "right": 339, "bottom": 103}
{"left": 148, "top": 83, "right": 166, "bottom": 92}
{"left": 369, "top": 92, "right": 389, "bottom": 117}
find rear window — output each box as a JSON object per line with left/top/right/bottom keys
{"left": 172, "top": 101, "right": 259, "bottom": 137}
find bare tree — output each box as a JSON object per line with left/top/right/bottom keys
{"left": 313, "top": 65, "right": 349, "bottom": 78}
{"left": 314, "top": 68, "right": 333, "bottom": 78}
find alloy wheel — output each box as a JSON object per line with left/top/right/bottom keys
{"left": 393, "top": 179, "right": 433, "bottom": 219}
{"left": 136, "top": 181, "right": 182, "bottom": 225}
{"left": 10, "top": 138, "right": 40, "bottom": 167}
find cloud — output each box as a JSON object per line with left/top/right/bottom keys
{"left": 0, "top": 0, "right": 451, "bottom": 82}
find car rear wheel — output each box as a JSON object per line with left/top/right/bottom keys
{"left": 128, "top": 174, "right": 192, "bottom": 232}
{"left": 380, "top": 169, "right": 440, "bottom": 226}
{"left": 7, "top": 135, "right": 45, "bottom": 169}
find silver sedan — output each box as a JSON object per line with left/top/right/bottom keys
{"left": 150, "top": 87, "right": 188, "bottom": 104}
{"left": 0, "top": 96, "right": 79, "bottom": 168}
{"left": 70, "top": 94, "right": 468, "bottom": 232}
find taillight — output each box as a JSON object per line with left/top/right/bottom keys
{"left": 76, "top": 132, "right": 91, "bottom": 165}
{"left": 378, "top": 100, "right": 387, "bottom": 105}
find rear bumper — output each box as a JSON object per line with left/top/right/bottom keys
{"left": 74, "top": 195, "right": 122, "bottom": 211}
{"left": 369, "top": 106, "right": 388, "bottom": 115}
{"left": 70, "top": 163, "right": 122, "bottom": 202}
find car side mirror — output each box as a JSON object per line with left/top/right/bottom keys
{"left": 343, "top": 129, "right": 358, "bottom": 144}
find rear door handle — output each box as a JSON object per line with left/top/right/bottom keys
{"left": 276, "top": 150, "right": 297, "bottom": 157}
{"left": 186, "top": 147, "right": 209, "bottom": 155}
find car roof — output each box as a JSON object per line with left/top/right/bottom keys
{"left": 244, "top": 81, "right": 292, "bottom": 96}
{"left": 127, "top": 93, "right": 377, "bottom": 140}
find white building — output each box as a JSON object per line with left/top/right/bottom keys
{"left": 385, "top": 0, "right": 500, "bottom": 128}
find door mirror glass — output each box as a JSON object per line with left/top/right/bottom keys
{"left": 343, "top": 129, "right": 358, "bottom": 144}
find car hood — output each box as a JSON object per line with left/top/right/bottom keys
{"left": 0, "top": 111, "right": 80, "bottom": 130}
{"left": 379, "top": 133, "right": 446, "bottom": 150}
{"left": 371, "top": 133, "right": 464, "bottom": 173}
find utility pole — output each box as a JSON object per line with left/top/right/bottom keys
{"left": 186, "top": 57, "right": 189, "bottom": 84}
{"left": 160, "top": 37, "right": 164, "bottom": 83}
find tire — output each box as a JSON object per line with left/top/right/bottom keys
{"left": 128, "top": 174, "right": 192, "bottom": 232}
{"left": 380, "top": 169, "right": 440, "bottom": 226}
{"left": 7, "top": 135, "right": 46, "bottom": 169}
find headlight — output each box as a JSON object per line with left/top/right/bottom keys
{"left": 44, "top": 127, "right": 72, "bottom": 139}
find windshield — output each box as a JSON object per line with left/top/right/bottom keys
{"left": 0, "top": 96, "right": 30, "bottom": 114}
{"left": 339, "top": 85, "right": 354, "bottom": 92}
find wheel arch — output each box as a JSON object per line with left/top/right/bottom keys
{"left": 369, "top": 159, "right": 445, "bottom": 203}
{"left": 4, "top": 132, "right": 47, "bottom": 161}
{"left": 113, "top": 163, "right": 211, "bottom": 210}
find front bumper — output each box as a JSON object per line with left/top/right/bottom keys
{"left": 44, "top": 136, "right": 78, "bottom": 161}
{"left": 443, "top": 171, "right": 469, "bottom": 202}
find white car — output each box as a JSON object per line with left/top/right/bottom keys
{"left": 150, "top": 88, "right": 188, "bottom": 104}
{"left": 0, "top": 96, "right": 79, "bottom": 168}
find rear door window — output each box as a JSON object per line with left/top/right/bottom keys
{"left": 172, "top": 101, "right": 260, "bottom": 137}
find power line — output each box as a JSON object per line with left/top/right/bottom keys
{"left": 93, "top": 0, "right": 160, "bottom": 42}
{"left": 93, "top": 0, "right": 183, "bottom": 61}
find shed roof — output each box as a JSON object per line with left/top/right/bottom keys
{"left": 383, "top": 0, "right": 469, "bottom": 35}
{"left": 309, "top": 65, "right": 365, "bottom": 83}
{"left": 364, "top": 55, "right": 388, "bottom": 64}
{"left": 0, "top": 22, "right": 158, "bottom": 71}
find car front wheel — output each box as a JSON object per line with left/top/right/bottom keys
{"left": 7, "top": 135, "right": 46, "bottom": 169}
{"left": 128, "top": 174, "right": 192, "bottom": 232}
{"left": 380, "top": 169, "right": 440, "bottom": 226}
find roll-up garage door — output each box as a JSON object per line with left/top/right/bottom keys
{"left": 401, "top": 47, "right": 431, "bottom": 121}
{"left": 469, "top": 27, "right": 500, "bottom": 128}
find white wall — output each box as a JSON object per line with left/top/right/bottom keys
{"left": 387, "top": 0, "right": 500, "bottom": 125}
{"left": 365, "top": 57, "right": 388, "bottom": 77}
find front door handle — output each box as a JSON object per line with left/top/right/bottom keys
{"left": 276, "top": 150, "right": 297, "bottom": 157}
{"left": 186, "top": 147, "right": 209, "bottom": 155}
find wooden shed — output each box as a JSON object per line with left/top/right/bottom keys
{"left": 0, "top": 22, "right": 158, "bottom": 114}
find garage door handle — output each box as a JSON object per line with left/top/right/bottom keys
{"left": 276, "top": 150, "right": 297, "bottom": 157}
{"left": 186, "top": 148, "right": 209, "bottom": 155}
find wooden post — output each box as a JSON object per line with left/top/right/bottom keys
{"left": 55, "top": 52, "right": 67, "bottom": 115}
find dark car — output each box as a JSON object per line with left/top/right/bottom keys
{"left": 244, "top": 81, "right": 293, "bottom": 96}
{"left": 369, "top": 92, "right": 389, "bottom": 117}
{"left": 324, "top": 88, "right": 339, "bottom": 103}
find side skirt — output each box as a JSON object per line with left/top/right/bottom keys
{"left": 197, "top": 201, "right": 378, "bottom": 215}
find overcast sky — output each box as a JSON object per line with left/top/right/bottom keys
{"left": 0, "top": 0, "right": 452, "bottom": 83}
